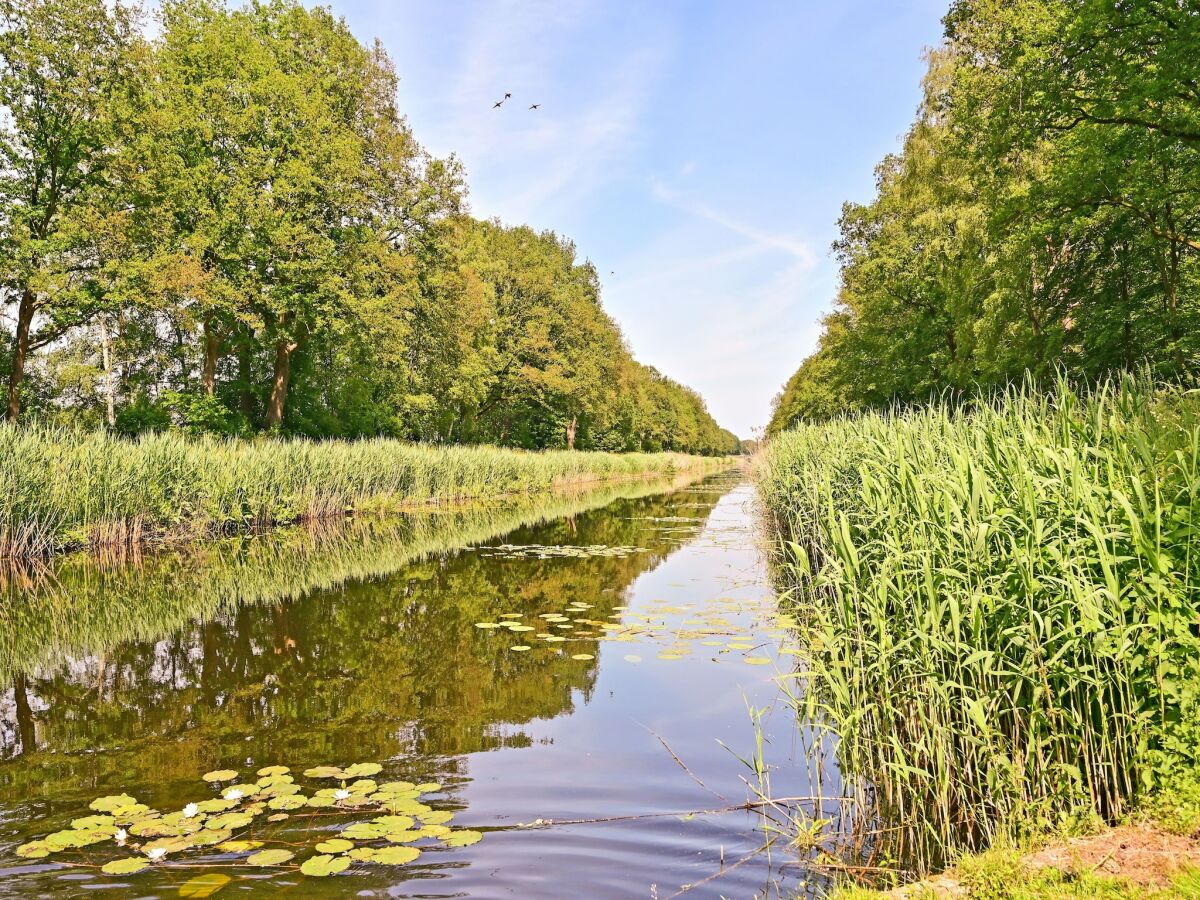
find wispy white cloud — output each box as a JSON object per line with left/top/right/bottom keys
{"left": 395, "top": 0, "right": 668, "bottom": 226}
{"left": 650, "top": 181, "right": 818, "bottom": 266}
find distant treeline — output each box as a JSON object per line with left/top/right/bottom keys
{"left": 769, "top": 1, "right": 1199, "bottom": 433}
{"left": 0, "top": 0, "right": 739, "bottom": 455}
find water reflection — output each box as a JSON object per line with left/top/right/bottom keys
{"left": 0, "top": 472, "right": 822, "bottom": 898}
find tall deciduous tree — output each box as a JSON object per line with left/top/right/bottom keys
{"left": 0, "top": 0, "right": 138, "bottom": 421}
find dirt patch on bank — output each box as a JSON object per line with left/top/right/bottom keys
{"left": 887, "top": 824, "right": 1200, "bottom": 896}
{"left": 1024, "top": 824, "right": 1200, "bottom": 888}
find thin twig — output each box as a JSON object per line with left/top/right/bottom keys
{"left": 666, "top": 837, "right": 776, "bottom": 898}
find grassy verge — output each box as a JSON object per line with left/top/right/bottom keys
{"left": 755, "top": 375, "right": 1200, "bottom": 884}
{"left": 0, "top": 424, "right": 734, "bottom": 557}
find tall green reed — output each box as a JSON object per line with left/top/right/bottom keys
{"left": 757, "top": 374, "right": 1200, "bottom": 876}
{"left": 0, "top": 425, "right": 732, "bottom": 557}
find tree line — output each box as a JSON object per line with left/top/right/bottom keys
{"left": 769, "top": 0, "right": 1200, "bottom": 433}
{"left": 0, "top": 0, "right": 740, "bottom": 455}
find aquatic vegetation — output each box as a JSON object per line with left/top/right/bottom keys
{"left": 13, "top": 763, "right": 483, "bottom": 884}
{"left": 758, "top": 375, "right": 1200, "bottom": 874}
{"left": 0, "top": 424, "right": 733, "bottom": 557}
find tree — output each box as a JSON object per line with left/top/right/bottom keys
{"left": 0, "top": 0, "right": 139, "bottom": 421}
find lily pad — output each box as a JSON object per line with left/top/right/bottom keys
{"left": 90, "top": 793, "right": 138, "bottom": 812}
{"left": 202, "top": 770, "right": 239, "bottom": 783}
{"left": 190, "top": 827, "right": 234, "bottom": 846}
{"left": 71, "top": 814, "right": 116, "bottom": 831}
{"left": 342, "top": 822, "right": 388, "bottom": 840}
{"left": 570, "top": 654, "right": 594, "bottom": 660}
{"left": 371, "top": 845, "right": 421, "bottom": 865}
{"left": 474, "top": 622, "right": 501, "bottom": 629}
{"left": 373, "top": 815, "right": 415, "bottom": 831}
{"left": 303, "top": 766, "right": 346, "bottom": 779}
{"left": 306, "top": 795, "right": 335, "bottom": 808}
{"left": 268, "top": 794, "right": 307, "bottom": 810}
{"left": 418, "top": 810, "right": 454, "bottom": 825}
{"left": 246, "top": 848, "right": 294, "bottom": 867}
{"left": 179, "top": 873, "right": 232, "bottom": 897}
{"left": 301, "top": 854, "right": 351, "bottom": 877}
{"left": 101, "top": 857, "right": 151, "bottom": 875}
{"left": 347, "top": 847, "right": 376, "bottom": 862}
{"left": 443, "top": 829, "right": 483, "bottom": 847}
{"left": 207, "top": 812, "right": 254, "bottom": 831}
{"left": 15, "top": 840, "right": 50, "bottom": 859}
{"left": 509, "top": 645, "right": 531, "bottom": 652}
{"left": 314, "top": 838, "right": 354, "bottom": 853}
{"left": 216, "top": 840, "right": 263, "bottom": 853}
{"left": 344, "top": 762, "right": 382, "bottom": 778}
{"left": 196, "top": 798, "right": 237, "bottom": 813}
{"left": 256, "top": 765, "right": 290, "bottom": 777}
{"left": 348, "top": 779, "right": 377, "bottom": 794}
{"left": 414, "top": 782, "right": 442, "bottom": 793}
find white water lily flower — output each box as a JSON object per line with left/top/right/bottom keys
{"left": 115, "top": 828, "right": 128, "bottom": 844}
{"left": 333, "top": 788, "right": 351, "bottom": 801}
{"left": 146, "top": 847, "right": 167, "bottom": 861}
{"left": 223, "top": 788, "right": 244, "bottom": 801}
{"left": 182, "top": 802, "right": 200, "bottom": 818}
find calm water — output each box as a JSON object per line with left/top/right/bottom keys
{"left": 0, "top": 472, "right": 837, "bottom": 898}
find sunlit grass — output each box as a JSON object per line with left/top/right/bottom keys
{"left": 757, "top": 374, "right": 1200, "bottom": 875}
{"left": 0, "top": 425, "right": 732, "bottom": 556}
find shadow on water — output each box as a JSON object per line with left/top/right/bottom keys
{"left": 0, "top": 470, "right": 839, "bottom": 898}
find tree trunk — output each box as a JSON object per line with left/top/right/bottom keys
{"left": 237, "top": 334, "right": 256, "bottom": 422}
{"left": 566, "top": 415, "right": 577, "bottom": 450}
{"left": 201, "top": 319, "right": 220, "bottom": 397}
{"left": 5, "top": 288, "right": 35, "bottom": 423}
{"left": 99, "top": 314, "right": 116, "bottom": 427}
{"left": 265, "top": 339, "right": 292, "bottom": 429}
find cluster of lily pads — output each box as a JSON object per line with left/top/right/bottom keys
{"left": 15, "top": 762, "right": 482, "bottom": 881}
{"left": 478, "top": 543, "right": 647, "bottom": 559}
{"left": 474, "top": 588, "right": 800, "bottom": 666}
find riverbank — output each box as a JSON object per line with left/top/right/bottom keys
{"left": 0, "top": 424, "right": 735, "bottom": 558}
{"left": 755, "top": 375, "right": 1200, "bottom": 889}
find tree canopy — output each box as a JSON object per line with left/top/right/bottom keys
{"left": 769, "top": 0, "right": 1200, "bottom": 434}
{"left": 0, "top": 0, "right": 739, "bottom": 455}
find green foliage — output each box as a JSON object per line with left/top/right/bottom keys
{"left": 0, "top": 0, "right": 736, "bottom": 453}
{"left": 0, "top": 422, "right": 730, "bottom": 555}
{"left": 769, "top": 4, "right": 1200, "bottom": 432}
{"left": 758, "top": 376, "right": 1200, "bottom": 873}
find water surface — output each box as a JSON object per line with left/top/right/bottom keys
{"left": 0, "top": 472, "right": 830, "bottom": 898}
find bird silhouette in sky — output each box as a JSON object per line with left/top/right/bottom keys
{"left": 529, "top": 103, "right": 540, "bottom": 110}
{"left": 504, "top": 92, "right": 512, "bottom": 99}
{"left": 493, "top": 100, "right": 503, "bottom": 109}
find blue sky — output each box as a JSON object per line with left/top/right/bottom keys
{"left": 333, "top": 0, "right": 948, "bottom": 437}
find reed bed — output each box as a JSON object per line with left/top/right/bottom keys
{"left": 0, "top": 425, "right": 730, "bottom": 557}
{"left": 756, "top": 375, "right": 1200, "bottom": 876}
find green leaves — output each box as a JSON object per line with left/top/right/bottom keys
{"left": 202, "top": 770, "right": 238, "bottom": 783}
{"left": 101, "top": 857, "right": 151, "bottom": 875}
{"left": 245, "top": 849, "right": 294, "bottom": 867}
{"left": 369, "top": 846, "right": 421, "bottom": 865}
{"left": 443, "top": 830, "right": 483, "bottom": 848}
{"left": 300, "top": 854, "right": 350, "bottom": 877}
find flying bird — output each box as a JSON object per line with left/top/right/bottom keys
{"left": 529, "top": 103, "right": 540, "bottom": 110}
{"left": 504, "top": 92, "right": 512, "bottom": 99}
{"left": 493, "top": 100, "right": 503, "bottom": 108}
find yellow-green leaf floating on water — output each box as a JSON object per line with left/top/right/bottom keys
{"left": 370, "top": 845, "right": 421, "bottom": 865}
{"left": 315, "top": 838, "right": 354, "bottom": 853}
{"left": 101, "top": 857, "right": 151, "bottom": 875}
{"left": 246, "top": 848, "right": 294, "bottom": 866}
{"left": 443, "top": 830, "right": 483, "bottom": 847}
{"left": 202, "top": 770, "right": 238, "bottom": 783}
{"left": 301, "top": 854, "right": 351, "bottom": 877}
